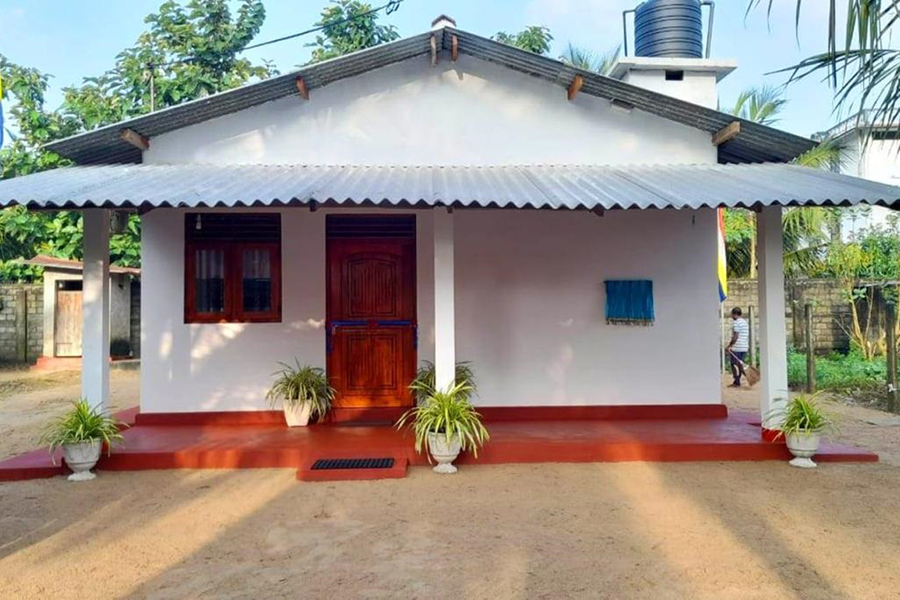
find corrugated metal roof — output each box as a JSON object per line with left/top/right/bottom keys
{"left": 1, "top": 163, "right": 898, "bottom": 211}
{"left": 43, "top": 27, "right": 815, "bottom": 166}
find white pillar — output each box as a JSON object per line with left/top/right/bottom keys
{"left": 82, "top": 209, "right": 110, "bottom": 412}
{"left": 433, "top": 208, "right": 456, "bottom": 392}
{"left": 757, "top": 206, "right": 788, "bottom": 431}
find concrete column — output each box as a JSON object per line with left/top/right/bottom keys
{"left": 82, "top": 209, "right": 110, "bottom": 411}
{"left": 757, "top": 206, "right": 788, "bottom": 433}
{"left": 433, "top": 208, "right": 456, "bottom": 392}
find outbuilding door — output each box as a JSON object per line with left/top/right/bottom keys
{"left": 326, "top": 216, "right": 416, "bottom": 408}
{"left": 54, "top": 281, "right": 83, "bottom": 357}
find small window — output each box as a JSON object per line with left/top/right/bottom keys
{"left": 57, "top": 280, "right": 83, "bottom": 292}
{"left": 872, "top": 130, "right": 900, "bottom": 141}
{"left": 665, "top": 70, "right": 684, "bottom": 81}
{"left": 604, "top": 280, "right": 654, "bottom": 326}
{"left": 184, "top": 214, "right": 281, "bottom": 323}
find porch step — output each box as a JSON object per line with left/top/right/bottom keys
{"left": 297, "top": 455, "right": 408, "bottom": 482}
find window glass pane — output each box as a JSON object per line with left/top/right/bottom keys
{"left": 195, "top": 249, "right": 226, "bottom": 313}
{"left": 242, "top": 248, "right": 272, "bottom": 312}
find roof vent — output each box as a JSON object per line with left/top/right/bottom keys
{"left": 624, "top": 0, "right": 714, "bottom": 59}
{"left": 431, "top": 14, "right": 457, "bottom": 30}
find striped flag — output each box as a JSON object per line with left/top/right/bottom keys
{"left": 717, "top": 208, "right": 728, "bottom": 302}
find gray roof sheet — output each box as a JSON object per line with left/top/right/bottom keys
{"left": 44, "top": 27, "right": 815, "bottom": 166}
{"left": 1, "top": 162, "right": 898, "bottom": 211}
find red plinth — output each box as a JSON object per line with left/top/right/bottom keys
{"left": 0, "top": 406, "right": 877, "bottom": 483}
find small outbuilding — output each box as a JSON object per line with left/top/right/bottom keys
{"left": 25, "top": 255, "right": 139, "bottom": 360}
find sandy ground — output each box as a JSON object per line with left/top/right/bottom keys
{"left": 1, "top": 371, "right": 900, "bottom": 599}
{"left": 0, "top": 368, "right": 138, "bottom": 460}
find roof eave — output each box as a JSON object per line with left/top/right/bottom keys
{"left": 43, "top": 26, "right": 816, "bottom": 166}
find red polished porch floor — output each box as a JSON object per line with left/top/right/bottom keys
{"left": 0, "top": 408, "right": 877, "bottom": 482}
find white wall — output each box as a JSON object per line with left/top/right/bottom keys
{"left": 620, "top": 70, "right": 718, "bottom": 109}
{"left": 144, "top": 55, "right": 716, "bottom": 166}
{"left": 140, "top": 207, "right": 435, "bottom": 413}
{"left": 141, "top": 205, "right": 720, "bottom": 412}
{"left": 139, "top": 51, "right": 722, "bottom": 412}
{"left": 455, "top": 208, "right": 721, "bottom": 406}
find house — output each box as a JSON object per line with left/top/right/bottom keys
{"left": 818, "top": 111, "right": 900, "bottom": 236}
{"left": 0, "top": 18, "right": 898, "bottom": 440}
{"left": 24, "top": 254, "right": 139, "bottom": 361}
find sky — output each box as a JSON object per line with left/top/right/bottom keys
{"left": 0, "top": 0, "right": 854, "bottom": 139}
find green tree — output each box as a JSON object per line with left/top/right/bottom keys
{"left": 560, "top": 43, "right": 621, "bottom": 75}
{"left": 0, "top": 0, "right": 279, "bottom": 279}
{"left": 63, "top": 0, "right": 274, "bottom": 123}
{"left": 493, "top": 26, "right": 553, "bottom": 55}
{"left": 748, "top": 2, "right": 900, "bottom": 142}
{"left": 306, "top": 0, "right": 400, "bottom": 64}
{"left": 0, "top": 56, "right": 78, "bottom": 180}
{"left": 729, "top": 85, "right": 786, "bottom": 126}
{"left": 723, "top": 86, "right": 846, "bottom": 278}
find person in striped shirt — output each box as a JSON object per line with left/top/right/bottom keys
{"left": 726, "top": 307, "right": 750, "bottom": 388}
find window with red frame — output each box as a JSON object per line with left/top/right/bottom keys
{"left": 184, "top": 213, "right": 281, "bottom": 323}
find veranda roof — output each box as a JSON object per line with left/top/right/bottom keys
{"left": 0, "top": 162, "right": 899, "bottom": 211}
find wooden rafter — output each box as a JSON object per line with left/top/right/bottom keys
{"left": 295, "top": 77, "right": 309, "bottom": 100}
{"left": 712, "top": 121, "right": 741, "bottom": 146}
{"left": 567, "top": 75, "right": 584, "bottom": 101}
{"left": 451, "top": 35, "right": 459, "bottom": 62}
{"left": 119, "top": 128, "right": 149, "bottom": 151}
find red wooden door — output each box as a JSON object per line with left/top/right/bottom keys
{"left": 326, "top": 230, "right": 416, "bottom": 408}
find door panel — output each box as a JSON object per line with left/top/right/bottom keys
{"left": 326, "top": 221, "right": 416, "bottom": 408}
{"left": 55, "top": 289, "right": 83, "bottom": 357}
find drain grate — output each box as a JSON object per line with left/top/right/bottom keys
{"left": 311, "top": 457, "right": 394, "bottom": 470}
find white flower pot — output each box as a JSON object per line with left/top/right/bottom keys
{"left": 283, "top": 402, "right": 312, "bottom": 427}
{"left": 785, "top": 431, "right": 821, "bottom": 468}
{"left": 63, "top": 440, "right": 102, "bottom": 481}
{"left": 427, "top": 432, "right": 462, "bottom": 474}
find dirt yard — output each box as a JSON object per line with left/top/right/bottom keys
{"left": 0, "top": 367, "right": 138, "bottom": 460}
{"left": 1, "top": 371, "right": 900, "bottom": 599}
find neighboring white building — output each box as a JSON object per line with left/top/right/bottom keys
{"left": 818, "top": 112, "right": 900, "bottom": 237}
{"left": 0, "top": 22, "right": 898, "bottom": 437}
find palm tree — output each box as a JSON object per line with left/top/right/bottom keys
{"left": 560, "top": 43, "right": 621, "bottom": 75}
{"left": 725, "top": 87, "right": 845, "bottom": 277}
{"left": 729, "top": 85, "right": 786, "bottom": 126}
{"left": 747, "top": 1, "right": 900, "bottom": 146}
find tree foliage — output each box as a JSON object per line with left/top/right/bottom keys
{"left": 0, "top": 0, "right": 278, "bottom": 281}
{"left": 493, "top": 26, "right": 554, "bottom": 55}
{"left": 560, "top": 43, "right": 621, "bottom": 75}
{"left": 63, "top": 0, "right": 275, "bottom": 124}
{"left": 722, "top": 85, "right": 848, "bottom": 278}
{"left": 306, "top": 0, "right": 400, "bottom": 64}
{"left": 729, "top": 85, "right": 786, "bottom": 126}
{"left": 748, "top": 1, "right": 900, "bottom": 144}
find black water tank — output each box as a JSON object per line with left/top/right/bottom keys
{"left": 634, "top": 0, "right": 704, "bottom": 58}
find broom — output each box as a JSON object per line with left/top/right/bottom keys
{"left": 729, "top": 351, "right": 760, "bottom": 386}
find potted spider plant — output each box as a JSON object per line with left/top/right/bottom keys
{"left": 266, "top": 361, "right": 335, "bottom": 427}
{"left": 39, "top": 400, "right": 127, "bottom": 481}
{"left": 408, "top": 360, "right": 477, "bottom": 403}
{"left": 397, "top": 380, "right": 489, "bottom": 474}
{"left": 767, "top": 393, "right": 835, "bottom": 468}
